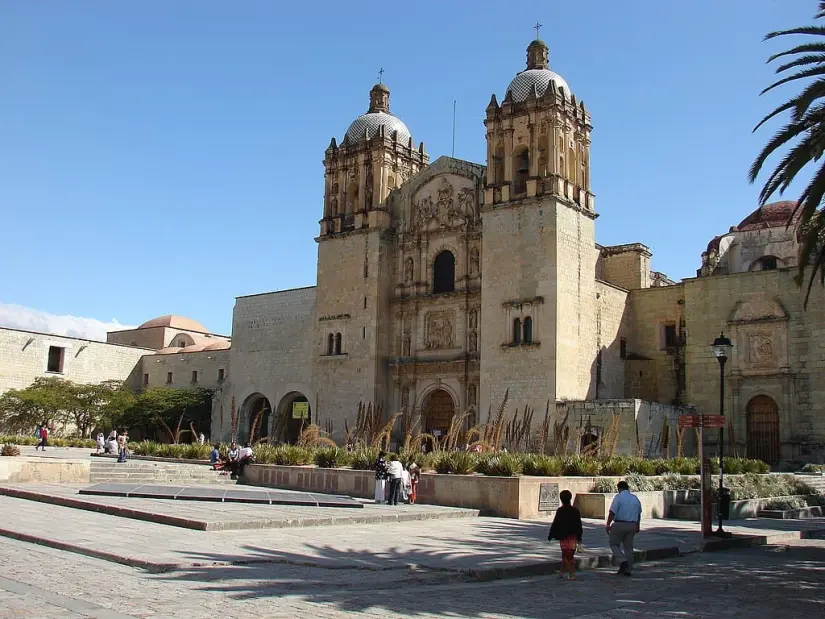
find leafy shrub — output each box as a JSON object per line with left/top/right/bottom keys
{"left": 591, "top": 477, "right": 617, "bottom": 493}
{"left": 628, "top": 458, "right": 656, "bottom": 476}
{"left": 562, "top": 456, "right": 601, "bottom": 476}
{"left": 522, "top": 454, "right": 564, "bottom": 476}
{"left": 600, "top": 456, "right": 630, "bottom": 476}
{"left": 476, "top": 453, "right": 522, "bottom": 476}
{"left": 799, "top": 463, "right": 825, "bottom": 474}
{"left": 434, "top": 452, "right": 476, "bottom": 475}
{"left": 256, "top": 445, "right": 312, "bottom": 466}
{"left": 1, "top": 443, "right": 21, "bottom": 457}
{"left": 350, "top": 448, "right": 379, "bottom": 470}
{"left": 666, "top": 457, "right": 700, "bottom": 475}
{"left": 625, "top": 472, "right": 655, "bottom": 492}
{"left": 314, "top": 447, "right": 352, "bottom": 468}
{"left": 764, "top": 497, "right": 807, "bottom": 511}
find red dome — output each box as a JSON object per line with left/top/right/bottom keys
{"left": 735, "top": 201, "right": 800, "bottom": 232}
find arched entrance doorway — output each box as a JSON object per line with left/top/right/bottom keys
{"left": 422, "top": 389, "right": 456, "bottom": 441}
{"left": 274, "top": 392, "right": 311, "bottom": 444}
{"left": 746, "top": 395, "right": 780, "bottom": 465}
{"left": 241, "top": 394, "right": 271, "bottom": 445}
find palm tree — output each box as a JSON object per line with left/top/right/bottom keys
{"left": 750, "top": 1, "right": 825, "bottom": 305}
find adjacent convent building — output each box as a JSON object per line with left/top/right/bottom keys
{"left": 2, "top": 39, "right": 823, "bottom": 465}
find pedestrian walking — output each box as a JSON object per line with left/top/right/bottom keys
{"left": 36, "top": 422, "right": 49, "bottom": 451}
{"left": 408, "top": 463, "right": 420, "bottom": 504}
{"left": 386, "top": 454, "right": 404, "bottom": 505}
{"left": 117, "top": 431, "right": 129, "bottom": 463}
{"left": 374, "top": 450, "right": 388, "bottom": 504}
{"left": 606, "top": 480, "right": 642, "bottom": 576}
{"left": 548, "top": 490, "right": 583, "bottom": 580}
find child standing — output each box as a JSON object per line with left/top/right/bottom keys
{"left": 548, "top": 490, "right": 584, "bottom": 580}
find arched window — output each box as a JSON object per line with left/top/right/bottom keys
{"left": 334, "top": 333, "right": 342, "bottom": 355}
{"left": 568, "top": 147, "right": 576, "bottom": 183}
{"left": 512, "top": 318, "right": 522, "bottom": 345}
{"left": 757, "top": 255, "right": 779, "bottom": 271}
{"left": 433, "top": 251, "right": 455, "bottom": 294}
{"left": 513, "top": 147, "right": 529, "bottom": 195}
{"left": 523, "top": 316, "right": 533, "bottom": 344}
{"left": 327, "top": 333, "right": 335, "bottom": 356}
{"left": 494, "top": 143, "right": 505, "bottom": 184}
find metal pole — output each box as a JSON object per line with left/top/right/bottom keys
{"left": 716, "top": 357, "right": 726, "bottom": 535}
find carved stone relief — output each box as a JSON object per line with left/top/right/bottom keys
{"left": 410, "top": 175, "right": 476, "bottom": 231}
{"left": 457, "top": 186, "right": 477, "bottom": 220}
{"left": 468, "top": 384, "right": 477, "bottom": 408}
{"left": 424, "top": 311, "right": 455, "bottom": 350}
{"left": 748, "top": 333, "right": 774, "bottom": 366}
{"left": 469, "top": 248, "right": 480, "bottom": 276}
{"left": 404, "top": 257, "right": 414, "bottom": 283}
{"left": 402, "top": 332, "right": 411, "bottom": 356}
{"left": 468, "top": 308, "right": 478, "bottom": 330}
{"left": 468, "top": 330, "right": 478, "bottom": 353}
{"left": 401, "top": 386, "right": 410, "bottom": 410}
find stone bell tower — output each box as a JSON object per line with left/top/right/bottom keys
{"left": 320, "top": 82, "right": 428, "bottom": 237}
{"left": 479, "top": 38, "right": 598, "bottom": 415}
{"left": 314, "top": 80, "right": 428, "bottom": 429}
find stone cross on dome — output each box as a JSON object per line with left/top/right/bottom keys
{"left": 534, "top": 22, "right": 542, "bottom": 40}
{"left": 377, "top": 67, "right": 385, "bottom": 84}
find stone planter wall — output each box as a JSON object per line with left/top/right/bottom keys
{"left": 0, "top": 458, "right": 90, "bottom": 484}
{"left": 668, "top": 494, "right": 817, "bottom": 521}
{"left": 243, "top": 464, "right": 610, "bottom": 519}
{"left": 574, "top": 490, "right": 694, "bottom": 519}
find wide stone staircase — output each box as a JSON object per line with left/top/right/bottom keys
{"left": 89, "top": 458, "right": 237, "bottom": 485}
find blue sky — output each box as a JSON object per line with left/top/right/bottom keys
{"left": 0, "top": 0, "right": 813, "bottom": 337}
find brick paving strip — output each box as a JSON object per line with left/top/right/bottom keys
{"left": 0, "top": 490, "right": 822, "bottom": 580}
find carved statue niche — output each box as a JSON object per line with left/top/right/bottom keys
{"left": 468, "top": 384, "right": 477, "bottom": 408}
{"left": 364, "top": 161, "right": 373, "bottom": 209}
{"left": 468, "top": 308, "right": 478, "bottom": 330}
{"left": 469, "top": 248, "right": 480, "bottom": 277}
{"left": 457, "top": 186, "right": 477, "bottom": 220}
{"left": 401, "top": 386, "right": 410, "bottom": 410}
{"left": 329, "top": 196, "right": 338, "bottom": 217}
{"left": 402, "top": 332, "right": 411, "bottom": 356}
{"left": 436, "top": 178, "right": 456, "bottom": 223}
{"left": 404, "top": 257, "right": 414, "bottom": 284}
{"left": 424, "top": 311, "right": 454, "bottom": 350}
{"left": 468, "top": 330, "right": 478, "bottom": 353}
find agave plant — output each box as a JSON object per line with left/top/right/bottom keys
{"left": 1, "top": 443, "right": 20, "bottom": 457}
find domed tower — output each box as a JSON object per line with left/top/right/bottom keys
{"left": 314, "top": 80, "right": 427, "bottom": 425}
{"left": 320, "top": 82, "right": 428, "bottom": 236}
{"left": 484, "top": 38, "right": 593, "bottom": 209}
{"left": 480, "top": 38, "right": 598, "bottom": 413}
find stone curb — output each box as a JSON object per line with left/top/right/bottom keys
{"left": 0, "top": 486, "right": 479, "bottom": 531}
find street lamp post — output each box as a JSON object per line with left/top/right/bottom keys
{"left": 712, "top": 332, "right": 733, "bottom": 538}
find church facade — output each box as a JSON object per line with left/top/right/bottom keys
{"left": 3, "top": 38, "right": 824, "bottom": 465}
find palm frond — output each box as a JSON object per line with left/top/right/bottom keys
{"left": 775, "top": 54, "right": 825, "bottom": 74}
{"left": 749, "top": 120, "right": 809, "bottom": 183}
{"left": 765, "top": 25, "right": 825, "bottom": 41}
{"left": 768, "top": 42, "right": 825, "bottom": 64}
{"left": 760, "top": 65, "right": 825, "bottom": 96}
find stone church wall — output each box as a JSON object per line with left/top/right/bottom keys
{"left": 683, "top": 269, "right": 825, "bottom": 464}
{"left": 0, "top": 328, "right": 148, "bottom": 396}
{"left": 142, "top": 349, "right": 229, "bottom": 392}
{"left": 593, "top": 280, "right": 629, "bottom": 399}
{"left": 215, "top": 287, "right": 316, "bottom": 442}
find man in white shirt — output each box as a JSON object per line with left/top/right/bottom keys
{"left": 606, "top": 480, "right": 643, "bottom": 576}
{"left": 386, "top": 455, "right": 404, "bottom": 505}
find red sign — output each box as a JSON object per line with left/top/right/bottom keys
{"left": 678, "top": 415, "right": 699, "bottom": 428}
{"left": 701, "top": 415, "right": 726, "bottom": 428}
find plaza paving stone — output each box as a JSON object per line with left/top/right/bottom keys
{"left": 0, "top": 491, "right": 822, "bottom": 577}
{"left": 0, "top": 483, "right": 478, "bottom": 531}
{"left": 0, "top": 533, "right": 823, "bottom": 618}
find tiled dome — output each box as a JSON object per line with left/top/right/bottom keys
{"left": 138, "top": 315, "right": 208, "bottom": 333}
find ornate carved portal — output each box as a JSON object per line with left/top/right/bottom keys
{"left": 424, "top": 311, "right": 455, "bottom": 350}
{"left": 423, "top": 389, "right": 455, "bottom": 437}
{"left": 746, "top": 395, "right": 780, "bottom": 465}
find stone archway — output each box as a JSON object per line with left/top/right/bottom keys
{"left": 240, "top": 393, "right": 271, "bottom": 445}
{"left": 422, "top": 389, "right": 456, "bottom": 440}
{"left": 747, "top": 395, "right": 780, "bottom": 465}
{"left": 274, "top": 392, "right": 311, "bottom": 444}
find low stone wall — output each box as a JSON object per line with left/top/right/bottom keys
{"left": 759, "top": 505, "right": 824, "bottom": 519}
{"left": 669, "top": 495, "right": 816, "bottom": 521}
{"left": 0, "top": 458, "right": 90, "bottom": 484}
{"left": 575, "top": 490, "right": 694, "bottom": 519}
{"left": 243, "top": 464, "right": 606, "bottom": 519}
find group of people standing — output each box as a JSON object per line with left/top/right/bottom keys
{"left": 548, "top": 479, "right": 642, "bottom": 580}
{"left": 34, "top": 423, "right": 50, "bottom": 450}
{"left": 373, "top": 451, "right": 420, "bottom": 505}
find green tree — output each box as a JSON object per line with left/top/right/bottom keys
{"left": 66, "top": 380, "right": 137, "bottom": 438}
{"left": 0, "top": 377, "right": 72, "bottom": 434}
{"left": 126, "top": 387, "right": 212, "bottom": 443}
{"left": 750, "top": 1, "right": 825, "bottom": 305}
